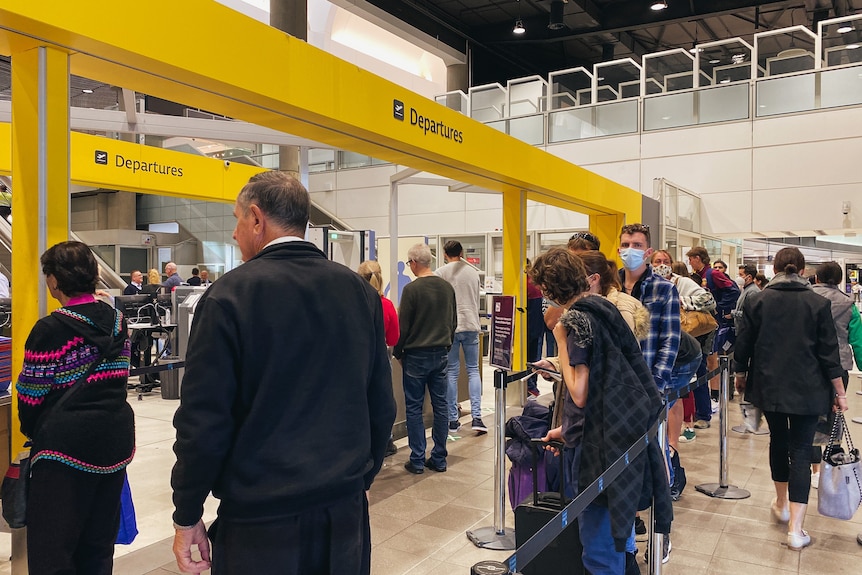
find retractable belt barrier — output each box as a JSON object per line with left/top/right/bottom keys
{"left": 471, "top": 356, "right": 737, "bottom": 575}
{"left": 129, "top": 361, "right": 184, "bottom": 377}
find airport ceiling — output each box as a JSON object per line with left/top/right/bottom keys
{"left": 364, "top": 0, "right": 861, "bottom": 85}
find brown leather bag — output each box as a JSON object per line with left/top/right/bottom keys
{"left": 679, "top": 308, "right": 717, "bottom": 337}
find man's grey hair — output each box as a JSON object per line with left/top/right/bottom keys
{"left": 237, "top": 171, "right": 310, "bottom": 235}
{"left": 407, "top": 243, "right": 432, "bottom": 267}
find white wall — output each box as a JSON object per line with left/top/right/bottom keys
{"left": 553, "top": 106, "right": 862, "bottom": 238}
{"left": 310, "top": 105, "right": 862, "bottom": 240}
{"left": 309, "top": 165, "right": 589, "bottom": 237}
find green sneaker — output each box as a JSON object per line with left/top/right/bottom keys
{"left": 679, "top": 428, "right": 696, "bottom": 443}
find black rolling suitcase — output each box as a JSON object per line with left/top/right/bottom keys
{"left": 514, "top": 439, "right": 584, "bottom": 575}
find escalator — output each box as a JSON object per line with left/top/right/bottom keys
{"left": 0, "top": 167, "right": 354, "bottom": 293}
{"left": 0, "top": 208, "right": 127, "bottom": 292}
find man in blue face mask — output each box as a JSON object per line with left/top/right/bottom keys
{"left": 617, "top": 223, "right": 681, "bottom": 565}
{"left": 617, "top": 223, "right": 680, "bottom": 394}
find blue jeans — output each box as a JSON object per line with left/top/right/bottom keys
{"left": 563, "top": 446, "right": 631, "bottom": 572}
{"left": 579, "top": 503, "right": 626, "bottom": 574}
{"left": 403, "top": 348, "right": 449, "bottom": 469}
{"left": 693, "top": 353, "right": 712, "bottom": 422}
{"left": 668, "top": 356, "right": 700, "bottom": 408}
{"left": 446, "top": 332, "right": 482, "bottom": 421}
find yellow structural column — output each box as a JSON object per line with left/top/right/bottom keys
{"left": 501, "top": 188, "right": 526, "bottom": 404}
{"left": 10, "top": 45, "right": 71, "bottom": 455}
{"left": 592, "top": 213, "right": 627, "bottom": 262}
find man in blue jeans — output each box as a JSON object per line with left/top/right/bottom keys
{"left": 394, "top": 243, "right": 457, "bottom": 474}
{"left": 436, "top": 240, "right": 487, "bottom": 433}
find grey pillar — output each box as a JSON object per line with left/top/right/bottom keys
{"left": 270, "top": 0, "right": 306, "bottom": 179}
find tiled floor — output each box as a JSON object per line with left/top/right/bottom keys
{"left": 2, "top": 368, "right": 861, "bottom": 574}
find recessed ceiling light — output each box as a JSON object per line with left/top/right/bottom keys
{"left": 720, "top": 78, "right": 731, "bottom": 84}
{"left": 82, "top": 89, "right": 94, "bottom": 94}
{"left": 848, "top": 44, "right": 861, "bottom": 50}
{"left": 661, "top": 116, "right": 671, "bottom": 120}
{"left": 709, "top": 59, "right": 720, "bottom": 64}
{"left": 650, "top": 1, "right": 668, "bottom": 11}
{"left": 837, "top": 25, "right": 855, "bottom": 34}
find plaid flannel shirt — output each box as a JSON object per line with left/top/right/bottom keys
{"left": 622, "top": 266, "right": 681, "bottom": 391}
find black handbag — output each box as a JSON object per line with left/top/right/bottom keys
{"left": 1, "top": 359, "right": 101, "bottom": 528}
{"left": 1, "top": 452, "right": 31, "bottom": 528}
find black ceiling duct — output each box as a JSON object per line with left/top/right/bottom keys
{"left": 548, "top": 1, "right": 565, "bottom": 31}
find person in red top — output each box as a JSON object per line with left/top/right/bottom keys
{"left": 686, "top": 246, "right": 739, "bottom": 416}
{"left": 526, "top": 260, "right": 545, "bottom": 397}
{"left": 358, "top": 260, "right": 399, "bottom": 346}
{"left": 358, "top": 260, "right": 400, "bottom": 457}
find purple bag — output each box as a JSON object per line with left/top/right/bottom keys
{"left": 508, "top": 459, "right": 547, "bottom": 510}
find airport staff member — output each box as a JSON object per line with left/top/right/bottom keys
{"left": 124, "top": 270, "right": 143, "bottom": 295}
{"left": 162, "top": 262, "right": 183, "bottom": 289}
{"left": 170, "top": 171, "right": 395, "bottom": 575}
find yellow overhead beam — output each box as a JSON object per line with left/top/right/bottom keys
{"left": 0, "top": 123, "right": 265, "bottom": 200}
{"left": 0, "top": 0, "right": 640, "bottom": 220}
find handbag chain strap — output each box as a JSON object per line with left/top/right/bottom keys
{"left": 838, "top": 412, "right": 856, "bottom": 453}
{"left": 826, "top": 411, "right": 844, "bottom": 456}
{"left": 836, "top": 411, "right": 862, "bottom": 510}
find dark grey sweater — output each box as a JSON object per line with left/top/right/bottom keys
{"left": 393, "top": 275, "right": 456, "bottom": 358}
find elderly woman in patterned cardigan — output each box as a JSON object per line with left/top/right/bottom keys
{"left": 16, "top": 241, "right": 135, "bottom": 575}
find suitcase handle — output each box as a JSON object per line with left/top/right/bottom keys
{"left": 530, "top": 438, "right": 566, "bottom": 508}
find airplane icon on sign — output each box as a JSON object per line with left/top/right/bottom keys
{"left": 94, "top": 151, "right": 108, "bottom": 165}
{"left": 393, "top": 99, "right": 405, "bottom": 121}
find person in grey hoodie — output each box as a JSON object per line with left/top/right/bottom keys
{"left": 810, "top": 261, "right": 862, "bottom": 487}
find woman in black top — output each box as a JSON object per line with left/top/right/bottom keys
{"left": 734, "top": 247, "right": 847, "bottom": 551}
{"left": 17, "top": 241, "right": 135, "bottom": 574}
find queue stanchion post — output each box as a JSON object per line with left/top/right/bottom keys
{"left": 648, "top": 399, "right": 668, "bottom": 575}
{"left": 695, "top": 355, "right": 750, "bottom": 500}
{"left": 467, "top": 368, "right": 517, "bottom": 550}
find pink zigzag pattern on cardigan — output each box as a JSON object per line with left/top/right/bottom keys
{"left": 24, "top": 336, "right": 86, "bottom": 363}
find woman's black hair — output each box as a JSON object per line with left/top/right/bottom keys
{"left": 772, "top": 246, "right": 805, "bottom": 276}
{"left": 40, "top": 241, "right": 98, "bottom": 296}
{"left": 815, "top": 261, "right": 842, "bottom": 286}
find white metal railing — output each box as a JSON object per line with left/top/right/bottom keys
{"left": 431, "top": 14, "right": 862, "bottom": 146}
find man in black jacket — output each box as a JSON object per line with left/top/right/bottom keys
{"left": 171, "top": 171, "right": 395, "bottom": 575}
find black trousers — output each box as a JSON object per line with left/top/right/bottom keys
{"left": 211, "top": 491, "right": 371, "bottom": 575}
{"left": 27, "top": 461, "right": 125, "bottom": 575}
{"left": 763, "top": 411, "right": 819, "bottom": 504}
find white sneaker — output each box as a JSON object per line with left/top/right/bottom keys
{"left": 711, "top": 399, "right": 720, "bottom": 414}
{"left": 811, "top": 471, "right": 820, "bottom": 489}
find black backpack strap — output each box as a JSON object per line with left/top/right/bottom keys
{"left": 31, "top": 356, "right": 101, "bottom": 441}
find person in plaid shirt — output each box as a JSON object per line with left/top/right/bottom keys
{"left": 617, "top": 224, "right": 681, "bottom": 392}
{"left": 617, "top": 222, "right": 680, "bottom": 565}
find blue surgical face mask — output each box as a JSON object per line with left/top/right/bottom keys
{"left": 619, "top": 248, "right": 646, "bottom": 271}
